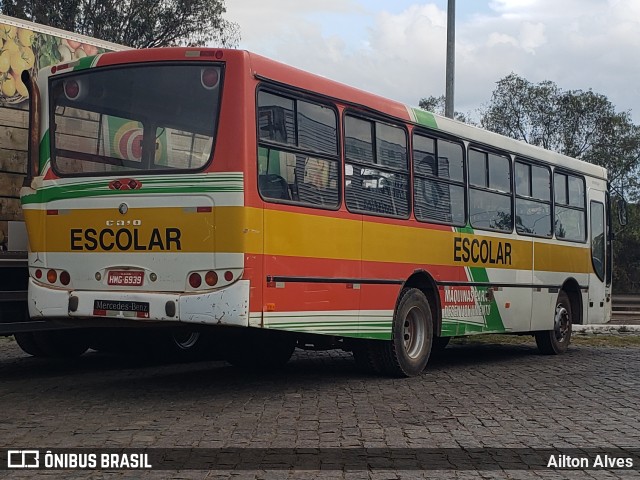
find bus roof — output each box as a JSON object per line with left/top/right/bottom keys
{"left": 246, "top": 50, "right": 608, "bottom": 182}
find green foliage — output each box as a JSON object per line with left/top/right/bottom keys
{"left": 480, "top": 73, "right": 640, "bottom": 200}
{"left": 0, "top": 0, "right": 240, "bottom": 48}
{"left": 612, "top": 203, "right": 640, "bottom": 293}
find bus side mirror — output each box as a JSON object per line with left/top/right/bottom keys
{"left": 617, "top": 197, "right": 628, "bottom": 227}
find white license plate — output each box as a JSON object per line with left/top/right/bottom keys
{"left": 107, "top": 270, "right": 144, "bottom": 286}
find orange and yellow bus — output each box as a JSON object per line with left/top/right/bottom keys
{"left": 20, "top": 48, "right": 617, "bottom": 376}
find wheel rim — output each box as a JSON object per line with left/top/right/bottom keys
{"left": 403, "top": 305, "right": 426, "bottom": 359}
{"left": 554, "top": 304, "right": 570, "bottom": 343}
{"left": 172, "top": 331, "right": 200, "bottom": 350}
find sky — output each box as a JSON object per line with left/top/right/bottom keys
{"left": 224, "top": 0, "right": 640, "bottom": 122}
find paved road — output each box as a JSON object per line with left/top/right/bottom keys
{"left": 0, "top": 337, "right": 639, "bottom": 479}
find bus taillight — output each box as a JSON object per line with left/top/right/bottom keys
{"left": 205, "top": 271, "right": 218, "bottom": 286}
{"left": 187, "top": 269, "right": 241, "bottom": 291}
{"left": 47, "top": 269, "right": 57, "bottom": 283}
{"left": 188, "top": 272, "right": 202, "bottom": 289}
{"left": 60, "top": 271, "right": 71, "bottom": 286}
{"left": 64, "top": 79, "right": 81, "bottom": 100}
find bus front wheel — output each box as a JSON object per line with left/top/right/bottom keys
{"left": 378, "top": 288, "right": 433, "bottom": 377}
{"left": 535, "top": 291, "right": 572, "bottom": 355}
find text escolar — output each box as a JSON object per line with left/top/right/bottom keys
{"left": 453, "top": 237, "right": 512, "bottom": 265}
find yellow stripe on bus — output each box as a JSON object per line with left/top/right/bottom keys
{"left": 24, "top": 206, "right": 591, "bottom": 273}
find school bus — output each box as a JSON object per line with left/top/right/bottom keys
{"left": 21, "top": 48, "right": 617, "bottom": 376}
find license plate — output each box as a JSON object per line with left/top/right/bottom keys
{"left": 107, "top": 270, "right": 144, "bottom": 286}
{"left": 93, "top": 300, "right": 149, "bottom": 318}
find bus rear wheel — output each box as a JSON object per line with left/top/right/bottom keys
{"left": 14, "top": 332, "right": 47, "bottom": 357}
{"left": 535, "top": 291, "right": 572, "bottom": 355}
{"left": 376, "top": 288, "right": 433, "bottom": 377}
{"left": 15, "top": 330, "right": 89, "bottom": 358}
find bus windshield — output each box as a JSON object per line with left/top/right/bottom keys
{"left": 49, "top": 63, "right": 223, "bottom": 176}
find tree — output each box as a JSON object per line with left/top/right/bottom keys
{"left": 612, "top": 203, "right": 640, "bottom": 293}
{"left": 480, "top": 73, "right": 640, "bottom": 200}
{"left": 418, "top": 95, "right": 470, "bottom": 124}
{"left": 0, "top": 0, "right": 240, "bottom": 48}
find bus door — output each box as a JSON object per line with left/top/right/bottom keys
{"left": 588, "top": 190, "right": 608, "bottom": 323}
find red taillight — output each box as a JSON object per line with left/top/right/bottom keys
{"left": 189, "top": 272, "right": 202, "bottom": 288}
{"left": 224, "top": 271, "right": 233, "bottom": 282}
{"left": 205, "top": 271, "right": 218, "bottom": 286}
{"left": 64, "top": 79, "right": 80, "bottom": 99}
{"left": 35, "top": 269, "right": 42, "bottom": 279}
{"left": 47, "top": 269, "right": 57, "bottom": 284}
{"left": 60, "top": 271, "right": 70, "bottom": 286}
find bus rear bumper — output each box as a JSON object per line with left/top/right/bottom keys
{"left": 28, "top": 278, "right": 250, "bottom": 327}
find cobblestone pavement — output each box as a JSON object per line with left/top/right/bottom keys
{"left": 0, "top": 336, "right": 639, "bottom": 479}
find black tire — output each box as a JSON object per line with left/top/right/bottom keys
{"left": 121, "top": 328, "right": 217, "bottom": 361}
{"left": 535, "top": 291, "right": 572, "bottom": 355}
{"left": 14, "top": 332, "right": 48, "bottom": 357}
{"left": 168, "top": 330, "right": 203, "bottom": 355}
{"left": 18, "top": 330, "right": 89, "bottom": 358}
{"left": 163, "top": 329, "right": 220, "bottom": 360}
{"left": 375, "top": 288, "right": 433, "bottom": 377}
{"left": 224, "top": 329, "right": 296, "bottom": 369}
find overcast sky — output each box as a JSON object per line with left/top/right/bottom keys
{"left": 225, "top": 0, "right": 640, "bottom": 122}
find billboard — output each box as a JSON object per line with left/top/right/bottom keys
{"left": 0, "top": 22, "right": 110, "bottom": 106}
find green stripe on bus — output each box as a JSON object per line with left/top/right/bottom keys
{"left": 21, "top": 175, "right": 243, "bottom": 204}
{"left": 411, "top": 108, "right": 438, "bottom": 129}
{"left": 440, "top": 225, "right": 507, "bottom": 337}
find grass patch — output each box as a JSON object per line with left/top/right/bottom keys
{"left": 451, "top": 333, "right": 640, "bottom": 348}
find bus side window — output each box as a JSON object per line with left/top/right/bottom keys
{"left": 257, "top": 89, "right": 339, "bottom": 208}
{"left": 515, "top": 160, "right": 552, "bottom": 237}
{"left": 468, "top": 148, "right": 512, "bottom": 232}
{"left": 554, "top": 172, "right": 586, "bottom": 241}
{"left": 345, "top": 115, "right": 409, "bottom": 218}
{"left": 413, "top": 134, "right": 465, "bottom": 226}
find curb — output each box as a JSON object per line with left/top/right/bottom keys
{"left": 573, "top": 324, "right": 640, "bottom": 335}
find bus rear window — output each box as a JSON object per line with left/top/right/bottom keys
{"left": 50, "top": 63, "right": 223, "bottom": 176}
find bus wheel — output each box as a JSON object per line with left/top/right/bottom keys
{"left": 378, "top": 288, "right": 433, "bottom": 377}
{"left": 225, "top": 330, "right": 296, "bottom": 369}
{"left": 17, "top": 330, "right": 89, "bottom": 358}
{"left": 14, "top": 332, "right": 47, "bottom": 357}
{"left": 170, "top": 330, "right": 200, "bottom": 351}
{"left": 535, "top": 291, "right": 572, "bottom": 355}
{"left": 164, "top": 329, "right": 219, "bottom": 360}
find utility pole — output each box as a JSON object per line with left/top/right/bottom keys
{"left": 445, "top": 0, "right": 455, "bottom": 119}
